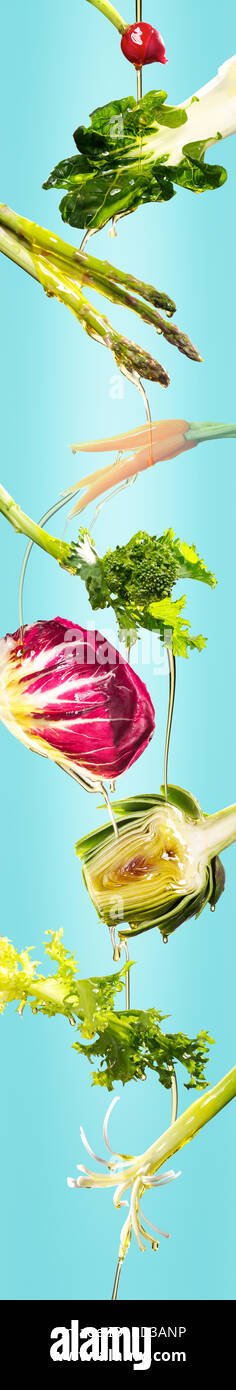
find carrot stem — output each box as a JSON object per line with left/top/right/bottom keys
{"left": 186, "top": 422, "right": 236, "bottom": 443}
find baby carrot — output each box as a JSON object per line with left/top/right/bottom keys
{"left": 71, "top": 418, "right": 189, "bottom": 455}
{"left": 69, "top": 429, "right": 195, "bottom": 519}
{"left": 68, "top": 420, "right": 236, "bottom": 519}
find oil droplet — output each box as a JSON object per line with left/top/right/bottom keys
{"left": 113, "top": 945, "right": 121, "bottom": 963}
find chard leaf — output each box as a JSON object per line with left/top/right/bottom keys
{"left": 54, "top": 167, "right": 172, "bottom": 236}
{"left": 43, "top": 71, "right": 229, "bottom": 232}
{"left": 166, "top": 151, "right": 227, "bottom": 194}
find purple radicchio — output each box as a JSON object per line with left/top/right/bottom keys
{"left": 0, "top": 618, "right": 155, "bottom": 786}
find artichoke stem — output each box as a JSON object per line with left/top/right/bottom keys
{"left": 197, "top": 804, "right": 236, "bottom": 863}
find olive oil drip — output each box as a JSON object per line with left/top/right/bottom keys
{"left": 164, "top": 648, "right": 176, "bottom": 801}
{"left": 136, "top": 0, "right": 143, "bottom": 101}
{"left": 111, "top": 1070, "right": 178, "bottom": 1300}
{"left": 80, "top": 5, "right": 143, "bottom": 245}
{"left": 17, "top": 0, "right": 176, "bottom": 1299}
{"left": 111, "top": 510, "right": 177, "bottom": 1305}
{"left": 17, "top": 492, "right": 119, "bottom": 837}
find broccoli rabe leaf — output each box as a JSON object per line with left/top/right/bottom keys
{"left": 165, "top": 533, "right": 216, "bottom": 588}
{"left": 144, "top": 594, "right": 206, "bottom": 657}
{"left": 0, "top": 932, "right": 212, "bottom": 1091}
{"left": 79, "top": 528, "right": 216, "bottom": 657}
{"left": 43, "top": 86, "right": 227, "bottom": 233}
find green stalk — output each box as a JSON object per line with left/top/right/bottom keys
{"left": 186, "top": 422, "right": 236, "bottom": 443}
{"left": 0, "top": 484, "right": 74, "bottom": 571}
{"left": 86, "top": 0, "right": 126, "bottom": 34}
{"left": 197, "top": 805, "right": 236, "bottom": 861}
{"left": 77, "top": 259, "right": 201, "bottom": 362}
{"left": 81, "top": 257, "right": 176, "bottom": 316}
{"left": 0, "top": 220, "right": 38, "bottom": 280}
{"left": 0, "top": 206, "right": 201, "bottom": 370}
{"left": 143, "top": 1066, "right": 236, "bottom": 1175}
{"left": 0, "top": 216, "right": 118, "bottom": 348}
{"left": 0, "top": 205, "right": 175, "bottom": 315}
{"left": 79, "top": 1067, "right": 236, "bottom": 1190}
{"left": 0, "top": 206, "right": 170, "bottom": 385}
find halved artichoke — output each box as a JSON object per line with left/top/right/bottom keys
{"left": 76, "top": 785, "right": 228, "bottom": 943}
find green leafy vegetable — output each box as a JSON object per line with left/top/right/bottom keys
{"left": 0, "top": 930, "right": 212, "bottom": 1091}
{"left": 74, "top": 1009, "right": 213, "bottom": 1091}
{"left": 78, "top": 527, "right": 216, "bottom": 657}
{"left": 43, "top": 55, "right": 236, "bottom": 233}
{"left": 0, "top": 930, "right": 126, "bottom": 1027}
{"left": 0, "top": 476, "right": 216, "bottom": 660}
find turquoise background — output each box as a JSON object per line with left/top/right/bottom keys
{"left": 0, "top": 0, "right": 235, "bottom": 1301}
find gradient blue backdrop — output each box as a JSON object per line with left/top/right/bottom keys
{"left": 0, "top": 0, "right": 235, "bottom": 1301}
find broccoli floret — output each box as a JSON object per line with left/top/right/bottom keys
{"left": 101, "top": 531, "right": 179, "bottom": 609}
{"left": 78, "top": 525, "right": 215, "bottom": 657}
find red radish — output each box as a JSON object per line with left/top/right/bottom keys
{"left": 121, "top": 21, "right": 167, "bottom": 69}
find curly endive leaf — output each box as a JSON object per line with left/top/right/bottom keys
{"left": 0, "top": 931, "right": 126, "bottom": 1029}
{"left": 0, "top": 931, "right": 212, "bottom": 1091}
{"left": 74, "top": 1010, "right": 213, "bottom": 1091}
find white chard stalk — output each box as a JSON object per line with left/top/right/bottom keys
{"left": 143, "top": 57, "right": 236, "bottom": 167}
